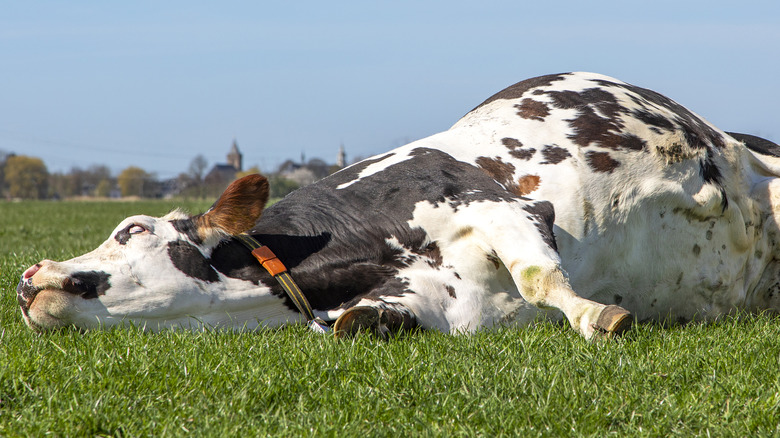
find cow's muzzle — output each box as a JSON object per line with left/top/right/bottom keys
{"left": 16, "top": 262, "right": 112, "bottom": 316}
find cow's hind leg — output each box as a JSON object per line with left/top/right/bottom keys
{"left": 516, "top": 263, "right": 632, "bottom": 339}
{"left": 333, "top": 303, "right": 418, "bottom": 340}
{"left": 483, "top": 200, "right": 632, "bottom": 339}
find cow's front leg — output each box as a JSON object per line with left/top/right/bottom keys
{"left": 333, "top": 303, "right": 418, "bottom": 339}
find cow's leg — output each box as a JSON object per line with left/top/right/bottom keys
{"left": 483, "top": 201, "right": 632, "bottom": 340}
{"left": 509, "top": 262, "right": 631, "bottom": 339}
{"left": 333, "top": 303, "right": 418, "bottom": 340}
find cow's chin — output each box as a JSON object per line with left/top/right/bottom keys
{"left": 23, "top": 289, "right": 76, "bottom": 332}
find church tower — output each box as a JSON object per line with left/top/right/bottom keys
{"left": 337, "top": 144, "right": 346, "bottom": 168}
{"left": 227, "top": 139, "right": 243, "bottom": 171}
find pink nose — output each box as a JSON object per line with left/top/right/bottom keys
{"left": 23, "top": 263, "right": 42, "bottom": 280}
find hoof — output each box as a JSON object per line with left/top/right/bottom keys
{"left": 593, "top": 305, "right": 632, "bottom": 339}
{"left": 333, "top": 306, "right": 385, "bottom": 339}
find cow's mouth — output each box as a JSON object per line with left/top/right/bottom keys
{"left": 16, "top": 279, "right": 52, "bottom": 331}
{"left": 16, "top": 277, "right": 39, "bottom": 317}
{"left": 16, "top": 275, "right": 80, "bottom": 331}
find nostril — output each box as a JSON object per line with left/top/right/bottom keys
{"left": 23, "top": 264, "right": 42, "bottom": 280}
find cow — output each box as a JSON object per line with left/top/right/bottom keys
{"left": 16, "top": 72, "right": 780, "bottom": 340}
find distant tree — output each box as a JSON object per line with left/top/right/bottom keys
{"left": 48, "top": 172, "right": 67, "bottom": 199}
{"left": 175, "top": 172, "right": 195, "bottom": 199}
{"left": 117, "top": 166, "right": 150, "bottom": 197}
{"left": 95, "top": 179, "right": 113, "bottom": 197}
{"left": 84, "top": 165, "right": 113, "bottom": 197}
{"left": 86, "top": 165, "right": 111, "bottom": 191}
{"left": 63, "top": 165, "right": 113, "bottom": 197}
{"left": 0, "top": 150, "right": 11, "bottom": 198}
{"left": 189, "top": 155, "right": 208, "bottom": 182}
{"left": 186, "top": 155, "right": 209, "bottom": 199}
{"left": 4, "top": 155, "right": 49, "bottom": 199}
{"left": 268, "top": 174, "right": 300, "bottom": 199}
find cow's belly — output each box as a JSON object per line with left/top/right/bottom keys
{"left": 551, "top": 192, "right": 755, "bottom": 323}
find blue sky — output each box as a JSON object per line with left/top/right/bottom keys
{"left": 1, "top": 1, "right": 778, "bottom": 179}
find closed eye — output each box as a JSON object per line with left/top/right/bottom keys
{"left": 115, "top": 223, "right": 150, "bottom": 245}
{"left": 128, "top": 225, "right": 146, "bottom": 235}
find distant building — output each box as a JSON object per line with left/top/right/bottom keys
{"left": 205, "top": 139, "right": 243, "bottom": 185}
{"left": 337, "top": 144, "right": 346, "bottom": 168}
{"left": 277, "top": 156, "right": 333, "bottom": 187}
{"left": 227, "top": 141, "right": 243, "bottom": 171}
{"left": 201, "top": 140, "right": 346, "bottom": 192}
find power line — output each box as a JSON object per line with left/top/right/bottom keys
{"left": 0, "top": 128, "right": 197, "bottom": 159}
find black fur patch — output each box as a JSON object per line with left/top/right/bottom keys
{"left": 168, "top": 240, "right": 219, "bottom": 283}
{"left": 61, "top": 271, "right": 112, "bottom": 299}
{"left": 170, "top": 218, "right": 202, "bottom": 244}
{"left": 700, "top": 154, "right": 728, "bottom": 212}
{"left": 115, "top": 225, "right": 133, "bottom": 245}
{"left": 540, "top": 145, "right": 571, "bottom": 164}
{"left": 523, "top": 201, "right": 558, "bottom": 251}
{"left": 728, "top": 132, "right": 780, "bottom": 158}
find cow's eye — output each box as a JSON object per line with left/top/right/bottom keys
{"left": 128, "top": 225, "right": 147, "bottom": 235}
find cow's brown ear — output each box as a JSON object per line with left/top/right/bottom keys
{"left": 196, "top": 174, "right": 269, "bottom": 243}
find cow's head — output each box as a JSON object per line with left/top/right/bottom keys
{"left": 16, "top": 174, "right": 280, "bottom": 332}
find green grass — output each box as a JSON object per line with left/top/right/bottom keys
{"left": 2, "top": 201, "right": 780, "bottom": 436}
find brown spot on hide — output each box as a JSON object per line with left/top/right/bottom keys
{"left": 542, "top": 87, "right": 647, "bottom": 152}
{"left": 510, "top": 148, "right": 536, "bottom": 160}
{"left": 516, "top": 174, "right": 541, "bottom": 196}
{"left": 620, "top": 134, "right": 647, "bottom": 151}
{"left": 502, "top": 137, "right": 523, "bottom": 149}
{"left": 634, "top": 109, "right": 675, "bottom": 131}
{"left": 585, "top": 151, "right": 620, "bottom": 173}
{"left": 692, "top": 244, "right": 701, "bottom": 256}
{"left": 502, "top": 137, "right": 536, "bottom": 161}
{"left": 197, "top": 174, "right": 269, "bottom": 237}
{"left": 566, "top": 107, "right": 623, "bottom": 149}
{"left": 476, "top": 156, "right": 517, "bottom": 193}
{"left": 540, "top": 145, "right": 571, "bottom": 164}
{"left": 470, "top": 73, "right": 568, "bottom": 112}
{"left": 421, "top": 242, "right": 443, "bottom": 268}
{"left": 445, "top": 285, "right": 457, "bottom": 298}
{"left": 515, "top": 98, "right": 550, "bottom": 121}
{"left": 487, "top": 252, "right": 501, "bottom": 270}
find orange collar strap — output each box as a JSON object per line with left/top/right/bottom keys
{"left": 247, "top": 245, "right": 288, "bottom": 276}
{"left": 234, "top": 234, "right": 330, "bottom": 334}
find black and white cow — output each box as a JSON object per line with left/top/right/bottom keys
{"left": 17, "top": 72, "right": 780, "bottom": 340}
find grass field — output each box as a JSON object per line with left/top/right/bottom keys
{"left": 2, "top": 200, "right": 780, "bottom": 436}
